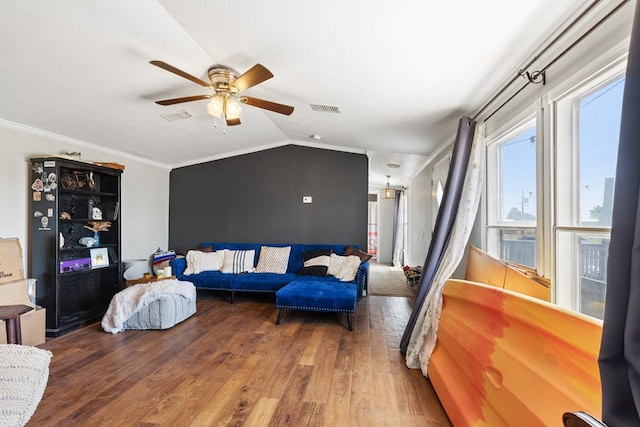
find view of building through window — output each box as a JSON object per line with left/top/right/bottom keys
{"left": 579, "top": 77, "right": 624, "bottom": 226}
{"left": 575, "top": 76, "right": 624, "bottom": 319}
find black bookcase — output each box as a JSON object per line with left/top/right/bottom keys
{"left": 28, "top": 157, "right": 123, "bottom": 337}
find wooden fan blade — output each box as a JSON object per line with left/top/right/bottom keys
{"left": 240, "top": 96, "right": 294, "bottom": 115}
{"left": 155, "top": 95, "right": 211, "bottom": 106}
{"left": 231, "top": 64, "right": 273, "bottom": 92}
{"left": 150, "top": 60, "right": 210, "bottom": 87}
{"left": 226, "top": 117, "right": 241, "bottom": 126}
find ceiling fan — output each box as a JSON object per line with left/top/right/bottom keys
{"left": 150, "top": 60, "right": 294, "bottom": 126}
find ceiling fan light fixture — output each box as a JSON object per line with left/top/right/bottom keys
{"left": 207, "top": 95, "right": 224, "bottom": 118}
{"left": 225, "top": 96, "right": 242, "bottom": 120}
{"left": 151, "top": 60, "right": 294, "bottom": 127}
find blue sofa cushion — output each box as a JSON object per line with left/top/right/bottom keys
{"left": 231, "top": 272, "right": 297, "bottom": 292}
{"left": 293, "top": 274, "right": 342, "bottom": 283}
{"left": 276, "top": 280, "right": 357, "bottom": 312}
{"left": 188, "top": 270, "right": 234, "bottom": 290}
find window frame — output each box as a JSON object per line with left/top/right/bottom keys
{"left": 482, "top": 58, "right": 626, "bottom": 317}
{"left": 485, "top": 117, "right": 538, "bottom": 267}
{"left": 552, "top": 65, "right": 625, "bottom": 315}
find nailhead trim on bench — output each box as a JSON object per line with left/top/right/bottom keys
{"left": 275, "top": 305, "right": 354, "bottom": 312}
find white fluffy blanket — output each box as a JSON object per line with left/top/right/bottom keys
{"left": 101, "top": 279, "right": 196, "bottom": 334}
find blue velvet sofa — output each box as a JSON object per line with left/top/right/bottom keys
{"left": 169, "top": 242, "right": 369, "bottom": 304}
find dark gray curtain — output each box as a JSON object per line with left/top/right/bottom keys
{"left": 598, "top": 3, "right": 640, "bottom": 424}
{"left": 400, "top": 116, "right": 476, "bottom": 354}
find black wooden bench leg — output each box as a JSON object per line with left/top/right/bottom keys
{"left": 230, "top": 291, "right": 235, "bottom": 304}
{"left": 347, "top": 312, "right": 353, "bottom": 331}
{"left": 276, "top": 309, "right": 284, "bottom": 325}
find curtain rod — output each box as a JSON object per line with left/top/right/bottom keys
{"left": 472, "top": 0, "right": 630, "bottom": 122}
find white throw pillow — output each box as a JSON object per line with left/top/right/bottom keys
{"left": 183, "top": 250, "right": 224, "bottom": 275}
{"left": 255, "top": 246, "right": 291, "bottom": 274}
{"left": 327, "top": 253, "right": 361, "bottom": 281}
{"left": 221, "top": 249, "right": 255, "bottom": 274}
{"left": 304, "top": 255, "right": 331, "bottom": 268}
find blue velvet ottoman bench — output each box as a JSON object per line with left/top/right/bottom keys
{"left": 275, "top": 281, "right": 358, "bottom": 331}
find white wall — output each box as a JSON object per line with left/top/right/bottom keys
{"left": 405, "top": 166, "right": 431, "bottom": 267}
{"left": 0, "top": 122, "right": 171, "bottom": 273}
{"left": 405, "top": 146, "right": 455, "bottom": 268}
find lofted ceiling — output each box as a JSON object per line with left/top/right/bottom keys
{"left": 0, "top": 0, "right": 587, "bottom": 192}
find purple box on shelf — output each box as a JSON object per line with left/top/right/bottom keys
{"left": 60, "top": 258, "right": 92, "bottom": 273}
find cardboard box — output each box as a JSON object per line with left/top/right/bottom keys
{"left": 0, "top": 238, "right": 24, "bottom": 284}
{"left": 0, "top": 278, "right": 35, "bottom": 307}
{"left": 0, "top": 307, "right": 46, "bottom": 346}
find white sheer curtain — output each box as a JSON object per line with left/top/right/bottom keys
{"left": 392, "top": 190, "right": 405, "bottom": 268}
{"left": 404, "top": 123, "right": 485, "bottom": 375}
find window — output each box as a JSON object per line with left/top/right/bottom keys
{"left": 486, "top": 124, "right": 537, "bottom": 268}
{"left": 484, "top": 70, "right": 624, "bottom": 320}
{"left": 556, "top": 75, "right": 624, "bottom": 319}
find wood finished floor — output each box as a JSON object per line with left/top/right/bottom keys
{"left": 30, "top": 292, "right": 451, "bottom": 426}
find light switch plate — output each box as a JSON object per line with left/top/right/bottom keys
{"left": 303, "top": 196, "right": 312, "bottom": 203}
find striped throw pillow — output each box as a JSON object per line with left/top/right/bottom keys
{"left": 221, "top": 249, "right": 255, "bottom": 274}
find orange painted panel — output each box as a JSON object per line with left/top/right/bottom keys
{"left": 429, "top": 279, "right": 602, "bottom": 426}
{"left": 465, "top": 245, "right": 550, "bottom": 302}
{"left": 503, "top": 266, "right": 550, "bottom": 302}
{"left": 465, "top": 246, "right": 507, "bottom": 288}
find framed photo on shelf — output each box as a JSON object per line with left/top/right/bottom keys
{"left": 90, "top": 247, "right": 109, "bottom": 269}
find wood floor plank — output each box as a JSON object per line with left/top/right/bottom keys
{"left": 321, "top": 367, "right": 352, "bottom": 426}
{"left": 244, "top": 397, "right": 279, "bottom": 426}
{"left": 303, "top": 327, "right": 341, "bottom": 403}
{"left": 348, "top": 340, "right": 375, "bottom": 422}
{"left": 29, "top": 295, "right": 451, "bottom": 426}
{"left": 267, "top": 364, "right": 315, "bottom": 426}
{"left": 299, "top": 326, "right": 328, "bottom": 366}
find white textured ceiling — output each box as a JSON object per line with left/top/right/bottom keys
{"left": 0, "top": 0, "right": 587, "bottom": 191}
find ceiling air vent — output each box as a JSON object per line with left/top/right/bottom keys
{"left": 159, "top": 110, "right": 193, "bottom": 122}
{"left": 309, "top": 103, "right": 341, "bottom": 113}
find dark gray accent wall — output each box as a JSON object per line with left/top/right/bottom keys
{"left": 169, "top": 145, "right": 368, "bottom": 254}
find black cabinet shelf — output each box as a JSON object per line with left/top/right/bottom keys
{"left": 60, "top": 218, "right": 119, "bottom": 223}
{"left": 60, "top": 189, "right": 118, "bottom": 197}
{"left": 29, "top": 157, "right": 123, "bottom": 337}
{"left": 60, "top": 243, "right": 118, "bottom": 252}
{"left": 59, "top": 264, "right": 119, "bottom": 276}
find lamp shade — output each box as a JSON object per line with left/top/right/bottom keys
{"left": 225, "top": 96, "right": 242, "bottom": 119}
{"left": 381, "top": 175, "right": 395, "bottom": 199}
{"left": 382, "top": 187, "right": 395, "bottom": 199}
{"left": 207, "top": 95, "right": 224, "bottom": 118}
